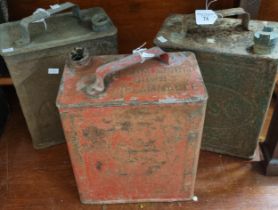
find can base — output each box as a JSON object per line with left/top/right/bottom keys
{"left": 81, "top": 197, "right": 193, "bottom": 205}
{"left": 201, "top": 145, "right": 255, "bottom": 160}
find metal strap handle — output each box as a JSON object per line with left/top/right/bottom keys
{"left": 86, "top": 47, "right": 169, "bottom": 96}
{"left": 16, "top": 2, "right": 82, "bottom": 45}
{"left": 216, "top": 8, "right": 250, "bottom": 30}
{"left": 184, "top": 7, "right": 250, "bottom": 33}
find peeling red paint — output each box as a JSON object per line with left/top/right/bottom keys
{"left": 57, "top": 50, "right": 207, "bottom": 204}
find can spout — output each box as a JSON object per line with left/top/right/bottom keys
{"left": 68, "top": 47, "right": 91, "bottom": 69}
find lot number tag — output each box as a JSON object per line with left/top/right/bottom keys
{"left": 195, "top": 10, "right": 218, "bottom": 25}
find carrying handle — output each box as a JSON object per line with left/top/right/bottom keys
{"left": 184, "top": 7, "right": 250, "bottom": 33}
{"left": 86, "top": 47, "right": 170, "bottom": 96}
{"left": 15, "top": 2, "right": 82, "bottom": 46}
{"left": 216, "top": 8, "right": 250, "bottom": 30}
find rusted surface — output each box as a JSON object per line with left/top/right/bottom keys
{"left": 57, "top": 52, "right": 207, "bottom": 108}
{"left": 57, "top": 52, "right": 207, "bottom": 204}
{"left": 0, "top": 6, "right": 117, "bottom": 149}
{"left": 154, "top": 8, "right": 278, "bottom": 159}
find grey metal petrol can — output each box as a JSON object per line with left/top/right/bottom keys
{"left": 0, "top": 2, "right": 118, "bottom": 149}
{"left": 154, "top": 8, "right": 278, "bottom": 159}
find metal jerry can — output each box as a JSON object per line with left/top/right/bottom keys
{"left": 0, "top": 2, "right": 117, "bottom": 149}
{"left": 154, "top": 8, "right": 278, "bottom": 159}
{"left": 56, "top": 47, "right": 207, "bottom": 204}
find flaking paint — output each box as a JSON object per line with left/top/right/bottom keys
{"left": 57, "top": 51, "right": 207, "bottom": 204}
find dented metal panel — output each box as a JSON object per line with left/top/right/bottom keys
{"left": 0, "top": 3, "right": 117, "bottom": 149}
{"left": 154, "top": 8, "right": 278, "bottom": 159}
{"left": 56, "top": 48, "right": 207, "bottom": 204}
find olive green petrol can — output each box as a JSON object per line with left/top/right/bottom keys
{"left": 154, "top": 8, "right": 278, "bottom": 158}
{"left": 0, "top": 2, "right": 117, "bottom": 149}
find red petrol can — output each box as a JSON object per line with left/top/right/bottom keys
{"left": 56, "top": 47, "right": 208, "bottom": 204}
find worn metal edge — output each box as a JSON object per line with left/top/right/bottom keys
{"left": 1, "top": 29, "right": 117, "bottom": 57}
{"left": 32, "top": 139, "right": 66, "bottom": 149}
{"left": 56, "top": 96, "right": 208, "bottom": 110}
{"left": 80, "top": 196, "right": 194, "bottom": 205}
{"left": 201, "top": 144, "right": 256, "bottom": 160}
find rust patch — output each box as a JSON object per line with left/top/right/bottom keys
{"left": 144, "top": 139, "right": 156, "bottom": 148}
{"left": 128, "top": 148, "right": 159, "bottom": 154}
{"left": 121, "top": 121, "right": 131, "bottom": 131}
{"left": 155, "top": 116, "right": 165, "bottom": 122}
{"left": 83, "top": 126, "right": 106, "bottom": 141}
{"left": 119, "top": 173, "right": 128, "bottom": 176}
{"left": 138, "top": 122, "right": 152, "bottom": 127}
{"left": 145, "top": 161, "right": 166, "bottom": 175}
{"left": 102, "top": 118, "right": 111, "bottom": 124}
{"left": 96, "top": 161, "right": 103, "bottom": 171}
{"left": 145, "top": 165, "right": 161, "bottom": 175}
{"left": 69, "top": 115, "right": 82, "bottom": 161}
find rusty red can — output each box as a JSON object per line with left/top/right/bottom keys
{"left": 56, "top": 47, "right": 208, "bottom": 204}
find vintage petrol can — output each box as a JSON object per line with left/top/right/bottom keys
{"left": 0, "top": 2, "right": 117, "bottom": 149}
{"left": 154, "top": 8, "right": 278, "bottom": 159}
{"left": 56, "top": 47, "right": 207, "bottom": 204}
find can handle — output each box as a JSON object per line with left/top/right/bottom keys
{"left": 86, "top": 47, "right": 170, "bottom": 96}
{"left": 15, "top": 2, "right": 82, "bottom": 45}
{"left": 185, "top": 7, "right": 250, "bottom": 32}
{"left": 216, "top": 8, "right": 250, "bottom": 30}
